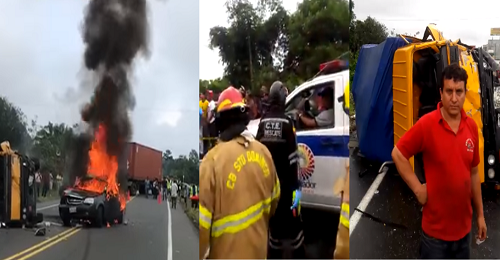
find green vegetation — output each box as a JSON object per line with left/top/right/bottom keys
{"left": 0, "top": 95, "right": 199, "bottom": 190}
{"left": 162, "top": 149, "right": 199, "bottom": 185}
{"left": 200, "top": 0, "right": 349, "bottom": 93}
{"left": 349, "top": 0, "right": 393, "bottom": 116}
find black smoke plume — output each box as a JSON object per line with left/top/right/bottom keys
{"left": 66, "top": 0, "right": 149, "bottom": 193}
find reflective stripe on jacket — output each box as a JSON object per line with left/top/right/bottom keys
{"left": 334, "top": 161, "right": 349, "bottom": 259}
{"left": 199, "top": 135, "right": 280, "bottom": 259}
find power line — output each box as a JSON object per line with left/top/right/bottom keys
{"left": 370, "top": 17, "right": 500, "bottom": 22}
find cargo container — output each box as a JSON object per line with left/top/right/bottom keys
{"left": 126, "top": 142, "right": 162, "bottom": 195}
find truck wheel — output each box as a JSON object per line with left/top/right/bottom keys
{"left": 94, "top": 206, "right": 104, "bottom": 228}
{"left": 130, "top": 183, "right": 138, "bottom": 195}
{"left": 117, "top": 210, "right": 124, "bottom": 224}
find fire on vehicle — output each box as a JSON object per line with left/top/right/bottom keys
{"left": 59, "top": 124, "right": 127, "bottom": 228}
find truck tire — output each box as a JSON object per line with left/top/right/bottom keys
{"left": 94, "top": 206, "right": 104, "bottom": 228}
{"left": 117, "top": 210, "right": 124, "bottom": 224}
{"left": 129, "top": 183, "right": 138, "bottom": 196}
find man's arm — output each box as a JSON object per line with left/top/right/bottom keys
{"left": 471, "top": 132, "right": 483, "bottom": 218}
{"left": 391, "top": 119, "right": 425, "bottom": 194}
{"left": 199, "top": 159, "right": 215, "bottom": 259}
{"left": 298, "top": 112, "right": 317, "bottom": 128}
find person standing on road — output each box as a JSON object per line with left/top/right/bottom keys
{"left": 145, "top": 177, "right": 151, "bottom": 199}
{"left": 190, "top": 184, "right": 199, "bottom": 209}
{"left": 171, "top": 181, "right": 178, "bottom": 209}
{"left": 184, "top": 184, "right": 189, "bottom": 206}
{"left": 49, "top": 172, "right": 54, "bottom": 191}
{"left": 41, "top": 172, "right": 49, "bottom": 197}
{"left": 162, "top": 178, "right": 168, "bottom": 201}
{"left": 256, "top": 81, "right": 305, "bottom": 259}
{"left": 199, "top": 86, "right": 280, "bottom": 259}
{"left": 391, "top": 63, "right": 486, "bottom": 259}
{"left": 168, "top": 179, "right": 173, "bottom": 198}
{"left": 35, "top": 171, "right": 42, "bottom": 198}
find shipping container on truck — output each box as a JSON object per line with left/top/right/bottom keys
{"left": 126, "top": 142, "right": 162, "bottom": 195}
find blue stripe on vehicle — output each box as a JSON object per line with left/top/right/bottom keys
{"left": 297, "top": 135, "right": 349, "bottom": 158}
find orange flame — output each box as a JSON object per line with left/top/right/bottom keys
{"left": 75, "top": 124, "right": 126, "bottom": 210}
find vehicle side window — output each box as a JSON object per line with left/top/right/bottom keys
{"left": 286, "top": 80, "right": 335, "bottom": 132}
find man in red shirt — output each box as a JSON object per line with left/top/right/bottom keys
{"left": 391, "top": 63, "right": 487, "bottom": 259}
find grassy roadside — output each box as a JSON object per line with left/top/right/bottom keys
{"left": 182, "top": 199, "right": 199, "bottom": 228}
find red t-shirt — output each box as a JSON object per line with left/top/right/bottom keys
{"left": 396, "top": 102, "right": 480, "bottom": 241}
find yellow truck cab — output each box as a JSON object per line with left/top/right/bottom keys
{"left": 353, "top": 24, "right": 499, "bottom": 186}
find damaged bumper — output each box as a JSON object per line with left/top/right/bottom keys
{"left": 59, "top": 202, "right": 98, "bottom": 220}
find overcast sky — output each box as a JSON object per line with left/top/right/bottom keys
{"left": 199, "top": 0, "right": 301, "bottom": 80}
{"left": 0, "top": 0, "right": 199, "bottom": 157}
{"left": 354, "top": 0, "right": 500, "bottom": 47}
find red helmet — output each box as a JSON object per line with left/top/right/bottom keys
{"left": 217, "top": 86, "right": 246, "bottom": 113}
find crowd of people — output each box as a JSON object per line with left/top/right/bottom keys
{"left": 198, "top": 82, "right": 349, "bottom": 259}
{"left": 143, "top": 177, "right": 198, "bottom": 210}
{"left": 199, "top": 85, "right": 270, "bottom": 157}
{"left": 34, "top": 170, "right": 63, "bottom": 199}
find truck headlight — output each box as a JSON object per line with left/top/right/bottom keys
{"left": 488, "top": 154, "right": 495, "bottom": 165}
{"left": 488, "top": 168, "right": 495, "bottom": 179}
{"left": 83, "top": 198, "right": 95, "bottom": 204}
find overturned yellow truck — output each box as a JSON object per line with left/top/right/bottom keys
{"left": 352, "top": 24, "right": 500, "bottom": 187}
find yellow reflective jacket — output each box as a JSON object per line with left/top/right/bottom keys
{"left": 199, "top": 134, "right": 280, "bottom": 259}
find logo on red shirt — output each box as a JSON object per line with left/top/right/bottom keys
{"left": 465, "top": 138, "right": 474, "bottom": 153}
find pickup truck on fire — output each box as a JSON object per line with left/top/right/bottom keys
{"left": 59, "top": 175, "right": 124, "bottom": 228}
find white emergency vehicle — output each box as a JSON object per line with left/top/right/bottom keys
{"left": 249, "top": 58, "right": 350, "bottom": 212}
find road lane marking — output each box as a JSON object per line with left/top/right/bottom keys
{"left": 2, "top": 196, "right": 137, "bottom": 260}
{"left": 15, "top": 228, "right": 82, "bottom": 260}
{"left": 349, "top": 167, "right": 388, "bottom": 235}
{"left": 1, "top": 227, "right": 79, "bottom": 260}
{"left": 167, "top": 199, "right": 172, "bottom": 260}
{"left": 37, "top": 204, "right": 59, "bottom": 211}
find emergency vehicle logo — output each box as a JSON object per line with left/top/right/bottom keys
{"left": 465, "top": 138, "right": 474, "bottom": 153}
{"left": 297, "top": 143, "right": 315, "bottom": 181}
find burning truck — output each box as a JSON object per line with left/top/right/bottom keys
{"left": 58, "top": 0, "right": 149, "bottom": 227}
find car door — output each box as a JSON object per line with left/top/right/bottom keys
{"left": 288, "top": 75, "right": 349, "bottom": 212}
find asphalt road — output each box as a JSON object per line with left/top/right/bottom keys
{"left": 301, "top": 208, "right": 338, "bottom": 259}
{"left": 350, "top": 140, "right": 500, "bottom": 259}
{"left": 0, "top": 196, "right": 198, "bottom": 260}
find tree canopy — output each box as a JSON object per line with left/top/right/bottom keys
{"left": 348, "top": 0, "right": 391, "bottom": 114}
{"left": 201, "top": 0, "right": 349, "bottom": 93}
{"left": 0, "top": 96, "right": 199, "bottom": 184}
{"left": 162, "top": 149, "right": 199, "bottom": 185}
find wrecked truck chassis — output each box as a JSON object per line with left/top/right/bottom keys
{"left": 59, "top": 190, "right": 123, "bottom": 228}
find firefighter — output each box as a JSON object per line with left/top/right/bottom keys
{"left": 334, "top": 82, "right": 350, "bottom": 259}
{"left": 256, "top": 81, "right": 304, "bottom": 259}
{"left": 199, "top": 86, "right": 281, "bottom": 259}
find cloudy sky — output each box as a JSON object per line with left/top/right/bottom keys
{"left": 0, "top": 0, "right": 199, "bottom": 157}
{"left": 353, "top": 0, "right": 500, "bottom": 46}
{"left": 199, "top": 0, "right": 301, "bottom": 80}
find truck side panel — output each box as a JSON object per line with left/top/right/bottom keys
{"left": 127, "top": 142, "right": 162, "bottom": 181}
